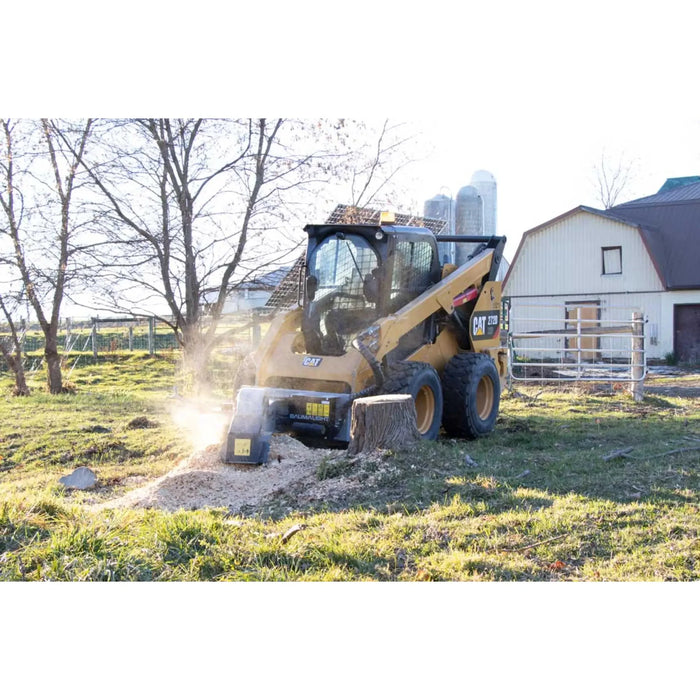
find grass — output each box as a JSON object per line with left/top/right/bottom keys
{"left": 0, "top": 355, "right": 191, "bottom": 504}
{"left": 0, "top": 358, "right": 698, "bottom": 581}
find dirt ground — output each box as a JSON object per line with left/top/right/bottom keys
{"left": 644, "top": 368, "right": 700, "bottom": 398}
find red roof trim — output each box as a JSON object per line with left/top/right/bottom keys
{"left": 635, "top": 226, "right": 668, "bottom": 288}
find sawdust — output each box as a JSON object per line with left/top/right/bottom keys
{"left": 92, "top": 435, "right": 334, "bottom": 513}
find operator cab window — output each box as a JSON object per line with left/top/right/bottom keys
{"left": 305, "top": 234, "right": 379, "bottom": 354}
{"left": 309, "top": 234, "right": 378, "bottom": 305}
{"left": 389, "top": 240, "right": 434, "bottom": 312}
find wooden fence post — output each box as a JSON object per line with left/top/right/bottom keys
{"left": 148, "top": 317, "right": 155, "bottom": 355}
{"left": 576, "top": 307, "right": 582, "bottom": 379}
{"left": 128, "top": 326, "right": 134, "bottom": 352}
{"left": 630, "top": 311, "right": 644, "bottom": 402}
{"left": 91, "top": 319, "right": 98, "bottom": 359}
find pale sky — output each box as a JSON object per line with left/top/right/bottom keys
{"left": 374, "top": 0, "right": 700, "bottom": 262}
{"left": 253, "top": 2, "right": 700, "bottom": 264}
{"left": 6, "top": 0, "right": 700, "bottom": 290}
{"left": 409, "top": 109, "right": 700, "bottom": 262}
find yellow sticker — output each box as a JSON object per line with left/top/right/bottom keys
{"left": 234, "top": 439, "right": 251, "bottom": 456}
{"left": 306, "top": 402, "right": 330, "bottom": 418}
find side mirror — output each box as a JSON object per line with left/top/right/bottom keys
{"left": 306, "top": 275, "right": 318, "bottom": 301}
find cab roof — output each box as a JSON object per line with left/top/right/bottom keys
{"left": 303, "top": 223, "right": 435, "bottom": 239}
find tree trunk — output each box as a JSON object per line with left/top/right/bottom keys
{"left": 180, "top": 333, "right": 213, "bottom": 397}
{"left": 347, "top": 394, "right": 421, "bottom": 456}
{"left": 11, "top": 355, "right": 29, "bottom": 396}
{"left": 0, "top": 343, "right": 30, "bottom": 396}
{"left": 45, "top": 340, "right": 63, "bottom": 394}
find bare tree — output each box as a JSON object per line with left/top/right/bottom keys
{"left": 68, "top": 118, "right": 343, "bottom": 393}
{"left": 0, "top": 291, "right": 29, "bottom": 395}
{"left": 0, "top": 118, "right": 93, "bottom": 393}
{"left": 593, "top": 149, "right": 638, "bottom": 209}
{"left": 348, "top": 119, "right": 420, "bottom": 210}
{"left": 54, "top": 117, "right": 422, "bottom": 394}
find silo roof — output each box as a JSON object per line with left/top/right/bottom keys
{"left": 457, "top": 185, "right": 481, "bottom": 197}
{"left": 471, "top": 169, "right": 496, "bottom": 183}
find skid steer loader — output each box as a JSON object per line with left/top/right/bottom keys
{"left": 221, "top": 216, "right": 506, "bottom": 464}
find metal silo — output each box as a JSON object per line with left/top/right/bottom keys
{"left": 470, "top": 170, "right": 497, "bottom": 238}
{"left": 424, "top": 193, "right": 454, "bottom": 264}
{"left": 454, "top": 185, "right": 483, "bottom": 267}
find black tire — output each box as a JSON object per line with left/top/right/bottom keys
{"left": 382, "top": 361, "right": 443, "bottom": 440}
{"left": 442, "top": 353, "right": 500, "bottom": 439}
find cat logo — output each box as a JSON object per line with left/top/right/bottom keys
{"left": 302, "top": 356, "right": 322, "bottom": 367}
{"left": 471, "top": 311, "right": 500, "bottom": 340}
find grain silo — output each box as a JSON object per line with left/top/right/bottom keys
{"left": 424, "top": 193, "right": 454, "bottom": 264}
{"left": 454, "top": 185, "right": 483, "bottom": 266}
{"left": 470, "top": 170, "right": 497, "bottom": 237}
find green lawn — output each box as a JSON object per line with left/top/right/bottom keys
{"left": 1, "top": 357, "right": 698, "bottom": 581}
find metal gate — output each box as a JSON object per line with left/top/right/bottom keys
{"left": 504, "top": 300, "right": 646, "bottom": 396}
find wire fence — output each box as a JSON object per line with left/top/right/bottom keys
{"left": 0, "top": 310, "right": 270, "bottom": 378}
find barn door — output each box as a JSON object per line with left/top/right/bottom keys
{"left": 566, "top": 302, "right": 600, "bottom": 361}
{"left": 674, "top": 304, "right": 700, "bottom": 363}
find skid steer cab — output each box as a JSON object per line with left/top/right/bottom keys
{"left": 221, "top": 219, "right": 507, "bottom": 464}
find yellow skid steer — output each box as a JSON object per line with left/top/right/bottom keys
{"left": 222, "top": 217, "right": 506, "bottom": 464}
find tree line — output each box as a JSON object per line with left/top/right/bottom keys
{"left": 0, "top": 118, "right": 416, "bottom": 395}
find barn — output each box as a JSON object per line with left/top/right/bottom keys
{"left": 503, "top": 179, "right": 700, "bottom": 363}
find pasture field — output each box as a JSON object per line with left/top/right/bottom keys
{"left": 0, "top": 355, "right": 698, "bottom": 581}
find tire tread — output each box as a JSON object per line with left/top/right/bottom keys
{"left": 442, "top": 353, "right": 500, "bottom": 438}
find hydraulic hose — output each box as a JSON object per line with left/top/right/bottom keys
{"left": 349, "top": 336, "right": 384, "bottom": 400}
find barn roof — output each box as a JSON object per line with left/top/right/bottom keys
{"left": 608, "top": 180, "right": 700, "bottom": 289}
{"left": 504, "top": 182, "right": 700, "bottom": 291}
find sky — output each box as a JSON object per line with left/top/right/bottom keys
{"left": 7, "top": 2, "right": 700, "bottom": 268}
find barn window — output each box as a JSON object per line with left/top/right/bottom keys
{"left": 602, "top": 246, "right": 622, "bottom": 275}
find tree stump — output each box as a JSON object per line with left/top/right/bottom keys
{"left": 347, "top": 394, "right": 421, "bottom": 456}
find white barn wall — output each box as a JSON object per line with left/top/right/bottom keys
{"left": 505, "top": 211, "right": 664, "bottom": 297}
{"left": 503, "top": 210, "right": 688, "bottom": 360}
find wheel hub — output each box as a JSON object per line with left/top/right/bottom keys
{"left": 415, "top": 385, "right": 435, "bottom": 434}
{"left": 476, "top": 377, "right": 494, "bottom": 419}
